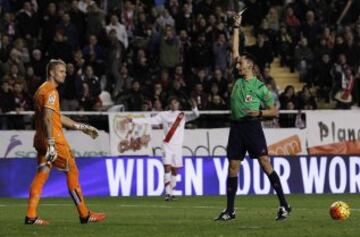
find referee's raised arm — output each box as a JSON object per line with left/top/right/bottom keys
{"left": 232, "top": 14, "right": 242, "bottom": 61}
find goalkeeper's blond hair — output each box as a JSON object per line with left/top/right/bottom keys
{"left": 46, "top": 59, "right": 66, "bottom": 79}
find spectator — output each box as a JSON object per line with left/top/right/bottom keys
{"left": 0, "top": 81, "right": 16, "bottom": 129}
{"left": 69, "top": 0, "right": 86, "bottom": 45}
{"left": 178, "top": 29, "right": 191, "bottom": 73}
{"left": 189, "top": 33, "right": 212, "bottom": 70}
{"left": 13, "top": 81, "right": 31, "bottom": 111}
{"left": 133, "top": 51, "right": 151, "bottom": 89}
{"left": 314, "top": 53, "right": 332, "bottom": 102}
{"left": 121, "top": 0, "right": 136, "bottom": 37}
{"left": 296, "top": 85, "right": 318, "bottom": 110}
{"left": 0, "top": 35, "right": 11, "bottom": 63}
{"left": 16, "top": 1, "right": 39, "bottom": 40}
{"left": 246, "top": 34, "right": 274, "bottom": 72}
{"left": 257, "top": 19, "right": 277, "bottom": 48}
{"left": 322, "top": 26, "right": 335, "bottom": 50}
{"left": 124, "top": 81, "right": 145, "bottom": 111}
{"left": 153, "top": 99, "right": 163, "bottom": 111}
{"left": 294, "top": 37, "right": 314, "bottom": 83}
{"left": 82, "top": 35, "right": 104, "bottom": 75}
{"left": 11, "top": 38, "right": 30, "bottom": 64}
{"left": 212, "top": 33, "right": 229, "bottom": 73}
{"left": 173, "top": 65, "right": 187, "bottom": 88}
{"left": 6, "top": 49, "right": 25, "bottom": 77}
{"left": 156, "top": 8, "right": 175, "bottom": 31}
{"left": 158, "top": 69, "right": 171, "bottom": 91}
{"left": 61, "top": 63, "right": 80, "bottom": 111}
{"left": 78, "top": 82, "right": 98, "bottom": 111}
{"left": 79, "top": 65, "right": 101, "bottom": 99}
{"left": 25, "top": 65, "right": 42, "bottom": 96}
{"left": 266, "top": 7, "right": 279, "bottom": 31}
{"left": 5, "top": 64, "right": 24, "bottom": 87}
{"left": 343, "top": 31, "right": 360, "bottom": 67}
{"left": 30, "top": 49, "right": 46, "bottom": 79}
{"left": 332, "top": 59, "right": 354, "bottom": 109}
{"left": 168, "top": 80, "right": 188, "bottom": 108}
{"left": 175, "top": 3, "right": 193, "bottom": 33}
{"left": 314, "top": 37, "right": 332, "bottom": 62}
{"left": 159, "top": 25, "right": 180, "bottom": 70}
{"left": 113, "top": 64, "right": 133, "bottom": 99}
{"left": 207, "top": 83, "right": 223, "bottom": 105}
{"left": 2, "top": 12, "right": 16, "bottom": 41}
{"left": 56, "top": 13, "right": 79, "bottom": 50}
{"left": 301, "top": 10, "right": 321, "bottom": 48}
{"left": 48, "top": 31, "right": 73, "bottom": 62}
{"left": 266, "top": 83, "right": 280, "bottom": 109}
{"left": 263, "top": 66, "right": 277, "bottom": 94}
{"left": 279, "top": 85, "right": 296, "bottom": 110}
{"left": 106, "top": 14, "right": 128, "bottom": 49}
{"left": 276, "top": 26, "right": 294, "bottom": 72}
{"left": 210, "top": 68, "right": 227, "bottom": 96}
{"left": 78, "top": 0, "right": 95, "bottom": 13}
{"left": 0, "top": 80, "right": 16, "bottom": 113}
{"left": 134, "top": 12, "right": 152, "bottom": 43}
{"left": 85, "top": 3, "right": 105, "bottom": 38}
{"left": 284, "top": 6, "right": 300, "bottom": 37}
{"left": 207, "top": 94, "right": 226, "bottom": 110}
{"left": 106, "top": 29, "right": 124, "bottom": 89}
{"left": 72, "top": 49, "right": 86, "bottom": 72}
{"left": 41, "top": 2, "right": 58, "bottom": 49}
{"left": 192, "top": 68, "right": 211, "bottom": 92}
{"left": 191, "top": 83, "right": 208, "bottom": 110}
{"left": 152, "top": 82, "right": 168, "bottom": 105}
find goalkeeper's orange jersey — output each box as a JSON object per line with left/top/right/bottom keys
{"left": 33, "top": 81, "right": 67, "bottom": 150}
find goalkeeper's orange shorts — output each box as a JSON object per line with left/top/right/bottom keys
{"left": 36, "top": 144, "right": 74, "bottom": 171}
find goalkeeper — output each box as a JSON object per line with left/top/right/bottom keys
{"left": 25, "top": 59, "right": 105, "bottom": 225}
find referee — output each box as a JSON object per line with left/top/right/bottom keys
{"left": 215, "top": 13, "right": 291, "bottom": 221}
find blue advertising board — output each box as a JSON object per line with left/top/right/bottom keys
{"left": 0, "top": 156, "right": 360, "bottom": 197}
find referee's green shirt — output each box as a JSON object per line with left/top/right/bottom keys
{"left": 230, "top": 76, "right": 274, "bottom": 120}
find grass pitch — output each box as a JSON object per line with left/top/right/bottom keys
{"left": 0, "top": 194, "right": 359, "bottom": 237}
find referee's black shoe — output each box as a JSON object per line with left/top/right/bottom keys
{"left": 214, "top": 209, "right": 235, "bottom": 221}
{"left": 276, "top": 205, "right": 292, "bottom": 221}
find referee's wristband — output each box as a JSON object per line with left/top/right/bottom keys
{"left": 258, "top": 111, "right": 263, "bottom": 118}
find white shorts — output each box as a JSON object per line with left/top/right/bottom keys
{"left": 162, "top": 143, "right": 183, "bottom": 168}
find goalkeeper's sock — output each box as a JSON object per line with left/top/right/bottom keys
{"left": 164, "top": 172, "right": 172, "bottom": 195}
{"left": 226, "top": 176, "right": 238, "bottom": 213}
{"left": 268, "top": 171, "right": 288, "bottom": 207}
{"left": 27, "top": 171, "right": 49, "bottom": 218}
{"left": 67, "top": 160, "right": 89, "bottom": 218}
{"left": 171, "top": 175, "right": 177, "bottom": 194}
{"left": 69, "top": 187, "right": 89, "bottom": 218}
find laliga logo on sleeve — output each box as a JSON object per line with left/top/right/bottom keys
{"left": 245, "top": 95, "right": 253, "bottom": 102}
{"left": 48, "top": 94, "right": 56, "bottom": 105}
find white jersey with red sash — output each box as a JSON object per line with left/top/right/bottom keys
{"left": 132, "top": 108, "right": 199, "bottom": 146}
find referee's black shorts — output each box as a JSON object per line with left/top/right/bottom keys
{"left": 227, "top": 119, "right": 268, "bottom": 161}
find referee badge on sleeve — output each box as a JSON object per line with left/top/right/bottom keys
{"left": 245, "top": 95, "right": 253, "bottom": 102}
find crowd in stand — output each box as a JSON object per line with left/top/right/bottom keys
{"left": 0, "top": 0, "right": 360, "bottom": 126}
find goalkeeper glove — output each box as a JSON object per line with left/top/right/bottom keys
{"left": 74, "top": 123, "right": 99, "bottom": 139}
{"left": 45, "top": 138, "right": 57, "bottom": 163}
